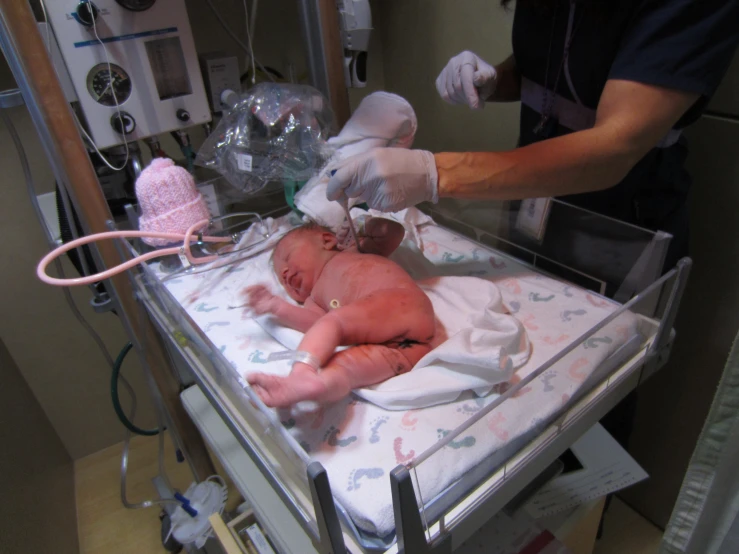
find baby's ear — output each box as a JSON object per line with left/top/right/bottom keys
{"left": 320, "top": 231, "right": 338, "bottom": 250}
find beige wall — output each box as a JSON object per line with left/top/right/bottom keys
{"left": 0, "top": 338, "right": 78, "bottom": 553}
{"left": 376, "top": 0, "right": 519, "bottom": 152}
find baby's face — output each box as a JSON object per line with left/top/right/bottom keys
{"left": 273, "top": 230, "right": 336, "bottom": 302}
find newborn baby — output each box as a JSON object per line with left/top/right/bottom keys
{"left": 244, "top": 218, "right": 439, "bottom": 408}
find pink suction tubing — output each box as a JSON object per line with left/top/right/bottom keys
{"left": 37, "top": 219, "right": 225, "bottom": 287}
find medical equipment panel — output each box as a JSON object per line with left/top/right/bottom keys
{"left": 44, "top": 0, "right": 210, "bottom": 149}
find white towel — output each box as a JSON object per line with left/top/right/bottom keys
{"left": 294, "top": 92, "right": 418, "bottom": 232}
{"left": 253, "top": 247, "right": 531, "bottom": 410}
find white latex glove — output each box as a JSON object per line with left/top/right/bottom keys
{"left": 326, "top": 148, "right": 439, "bottom": 213}
{"left": 436, "top": 51, "right": 497, "bottom": 110}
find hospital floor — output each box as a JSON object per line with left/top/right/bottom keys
{"left": 75, "top": 433, "right": 664, "bottom": 553}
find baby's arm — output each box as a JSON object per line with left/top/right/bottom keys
{"left": 243, "top": 286, "right": 325, "bottom": 333}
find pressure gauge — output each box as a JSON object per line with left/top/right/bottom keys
{"left": 115, "top": 0, "right": 157, "bottom": 10}
{"left": 86, "top": 64, "right": 132, "bottom": 106}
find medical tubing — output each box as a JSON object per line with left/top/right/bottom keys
{"left": 341, "top": 201, "right": 362, "bottom": 253}
{"left": 111, "top": 342, "right": 160, "bottom": 436}
{"left": 36, "top": 224, "right": 226, "bottom": 287}
{"left": 118, "top": 331, "right": 181, "bottom": 512}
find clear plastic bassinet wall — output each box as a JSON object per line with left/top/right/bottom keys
{"left": 117, "top": 194, "right": 689, "bottom": 553}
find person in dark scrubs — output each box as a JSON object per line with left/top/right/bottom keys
{"left": 327, "top": 0, "right": 739, "bottom": 273}
{"left": 326, "top": 0, "right": 739, "bottom": 456}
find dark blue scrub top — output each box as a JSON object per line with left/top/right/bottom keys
{"left": 511, "top": 0, "right": 739, "bottom": 260}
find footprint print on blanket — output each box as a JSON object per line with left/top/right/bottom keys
{"left": 487, "top": 413, "right": 510, "bottom": 440}
{"left": 561, "top": 309, "right": 587, "bottom": 322}
{"left": 489, "top": 257, "right": 507, "bottom": 270}
{"left": 248, "top": 350, "right": 269, "bottom": 363}
{"left": 456, "top": 398, "right": 486, "bottom": 415}
{"left": 529, "top": 293, "right": 555, "bottom": 302}
{"left": 521, "top": 314, "right": 539, "bottom": 331}
{"left": 437, "top": 429, "right": 476, "bottom": 449}
{"left": 540, "top": 371, "right": 557, "bottom": 392}
{"left": 501, "top": 278, "right": 522, "bottom": 294}
{"left": 442, "top": 252, "right": 465, "bottom": 263}
{"left": 204, "top": 321, "right": 230, "bottom": 332}
{"left": 508, "top": 301, "right": 521, "bottom": 314}
{"left": 324, "top": 426, "right": 357, "bottom": 448}
{"left": 236, "top": 335, "right": 251, "bottom": 350}
{"left": 543, "top": 335, "right": 569, "bottom": 345}
{"left": 369, "top": 417, "right": 389, "bottom": 444}
{"left": 584, "top": 336, "right": 613, "bottom": 349}
{"left": 194, "top": 302, "right": 218, "bottom": 313}
{"left": 470, "top": 248, "right": 484, "bottom": 261}
{"left": 393, "top": 437, "right": 416, "bottom": 464}
{"left": 586, "top": 294, "right": 610, "bottom": 308}
{"left": 347, "top": 468, "right": 384, "bottom": 491}
{"left": 568, "top": 358, "right": 590, "bottom": 382}
{"left": 400, "top": 411, "right": 419, "bottom": 431}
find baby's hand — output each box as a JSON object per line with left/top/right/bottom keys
{"left": 243, "top": 285, "right": 278, "bottom": 315}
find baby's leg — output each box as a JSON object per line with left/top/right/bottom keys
{"left": 296, "top": 289, "right": 436, "bottom": 368}
{"left": 248, "top": 341, "right": 431, "bottom": 408}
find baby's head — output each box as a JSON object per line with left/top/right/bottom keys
{"left": 272, "top": 223, "right": 338, "bottom": 302}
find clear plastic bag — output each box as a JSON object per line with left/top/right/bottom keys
{"left": 195, "top": 83, "right": 335, "bottom": 194}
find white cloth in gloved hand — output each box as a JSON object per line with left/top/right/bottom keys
{"left": 436, "top": 51, "right": 497, "bottom": 110}
{"left": 326, "top": 147, "right": 439, "bottom": 213}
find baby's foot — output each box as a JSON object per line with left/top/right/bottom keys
{"left": 247, "top": 364, "right": 326, "bottom": 408}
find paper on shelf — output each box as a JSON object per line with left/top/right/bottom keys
{"left": 524, "top": 423, "right": 648, "bottom": 519}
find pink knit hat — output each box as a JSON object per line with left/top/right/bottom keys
{"left": 136, "top": 158, "right": 211, "bottom": 246}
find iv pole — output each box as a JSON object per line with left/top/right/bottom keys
{"left": 0, "top": 0, "right": 215, "bottom": 481}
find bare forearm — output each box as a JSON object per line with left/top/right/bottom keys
{"left": 272, "top": 301, "right": 323, "bottom": 333}
{"left": 487, "top": 54, "right": 521, "bottom": 102}
{"left": 442, "top": 80, "right": 700, "bottom": 200}
{"left": 435, "top": 127, "right": 638, "bottom": 200}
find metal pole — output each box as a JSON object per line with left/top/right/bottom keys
{"left": 0, "top": 0, "right": 215, "bottom": 480}
{"left": 297, "top": 0, "right": 350, "bottom": 127}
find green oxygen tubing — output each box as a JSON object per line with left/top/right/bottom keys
{"left": 111, "top": 342, "right": 160, "bottom": 436}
